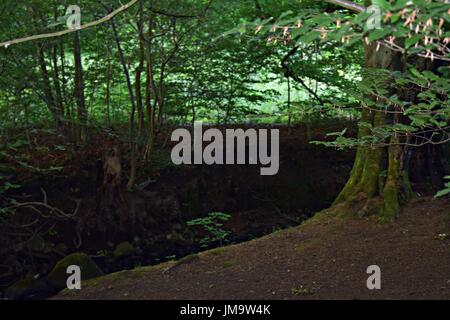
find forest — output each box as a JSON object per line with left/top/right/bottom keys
{"left": 0, "top": 0, "right": 449, "bottom": 301}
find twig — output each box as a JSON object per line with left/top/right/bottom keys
{"left": 8, "top": 195, "right": 81, "bottom": 220}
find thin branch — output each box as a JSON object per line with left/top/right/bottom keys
{"left": 281, "top": 46, "right": 329, "bottom": 105}
{"left": 323, "top": 0, "right": 366, "bottom": 13}
{"left": 7, "top": 189, "right": 81, "bottom": 220}
{"left": 0, "top": 0, "right": 139, "bottom": 49}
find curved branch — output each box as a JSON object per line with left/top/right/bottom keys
{"left": 324, "top": 0, "right": 366, "bottom": 13}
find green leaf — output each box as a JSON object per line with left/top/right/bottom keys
{"left": 405, "top": 35, "right": 422, "bottom": 49}
{"left": 435, "top": 188, "right": 450, "bottom": 198}
{"left": 372, "top": 0, "right": 392, "bottom": 10}
{"left": 298, "top": 31, "right": 321, "bottom": 44}
{"left": 367, "top": 28, "right": 391, "bottom": 41}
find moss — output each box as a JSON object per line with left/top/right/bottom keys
{"left": 359, "top": 148, "right": 383, "bottom": 197}
{"left": 335, "top": 113, "right": 412, "bottom": 223}
{"left": 334, "top": 146, "right": 383, "bottom": 206}
{"left": 204, "top": 247, "right": 227, "bottom": 256}
{"left": 132, "top": 263, "right": 165, "bottom": 274}
{"left": 335, "top": 109, "right": 386, "bottom": 202}
{"left": 291, "top": 286, "right": 313, "bottom": 296}
{"left": 380, "top": 135, "right": 406, "bottom": 222}
{"left": 113, "top": 242, "right": 135, "bottom": 259}
{"left": 359, "top": 109, "right": 385, "bottom": 197}
{"left": 5, "top": 275, "right": 51, "bottom": 300}
{"left": 334, "top": 143, "right": 365, "bottom": 205}
{"left": 47, "top": 253, "right": 104, "bottom": 290}
{"left": 58, "top": 269, "right": 137, "bottom": 295}
{"left": 380, "top": 182, "right": 400, "bottom": 222}
{"left": 222, "top": 260, "right": 233, "bottom": 268}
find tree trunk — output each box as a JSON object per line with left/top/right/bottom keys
{"left": 51, "top": 3, "right": 64, "bottom": 131}
{"left": 111, "top": 19, "right": 137, "bottom": 190}
{"left": 105, "top": 58, "right": 112, "bottom": 127}
{"left": 333, "top": 43, "right": 411, "bottom": 221}
{"left": 143, "top": 15, "right": 158, "bottom": 161}
{"left": 135, "top": 1, "right": 145, "bottom": 135}
{"left": 59, "top": 39, "right": 73, "bottom": 139}
{"left": 36, "top": 43, "right": 57, "bottom": 125}
{"left": 51, "top": 44, "right": 64, "bottom": 129}
{"left": 74, "top": 30, "right": 87, "bottom": 143}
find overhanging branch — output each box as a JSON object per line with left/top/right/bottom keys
{"left": 0, "top": 0, "right": 139, "bottom": 49}
{"left": 323, "top": 0, "right": 366, "bottom": 13}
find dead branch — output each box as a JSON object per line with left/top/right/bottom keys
{"left": 7, "top": 189, "right": 81, "bottom": 220}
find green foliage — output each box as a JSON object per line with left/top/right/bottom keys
{"left": 187, "top": 211, "right": 232, "bottom": 248}
{"left": 311, "top": 65, "right": 450, "bottom": 150}
{"left": 435, "top": 176, "right": 450, "bottom": 198}
{"left": 0, "top": 181, "right": 20, "bottom": 194}
{"left": 0, "top": 0, "right": 365, "bottom": 131}
{"left": 0, "top": 0, "right": 449, "bottom": 194}
{"left": 0, "top": 179, "right": 20, "bottom": 217}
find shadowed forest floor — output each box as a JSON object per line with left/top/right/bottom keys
{"left": 54, "top": 197, "right": 450, "bottom": 300}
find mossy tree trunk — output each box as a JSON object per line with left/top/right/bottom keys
{"left": 333, "top": 43, "right": 413, "bottom": 221}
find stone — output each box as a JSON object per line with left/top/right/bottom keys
{"left": 113, "top": 241, "right": 135, "bottom": 258}
{"left": 47, "top": 252, "right": 103, "bottom": 289}
{"left": 5, "top": 275, "right": 51, "bottom": 300}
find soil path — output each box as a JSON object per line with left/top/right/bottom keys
{"left": 54, "top": 197, "right": 450, "bottom": 300}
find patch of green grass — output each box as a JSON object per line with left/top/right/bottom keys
{"left": 291, "top": 286, "right": 313, "bottom": 296}
{"left": 205, "top": 247, "right": 227, "bottom": 256}
{"left": 222, "top": 260, "right": 233, "bottom": 268}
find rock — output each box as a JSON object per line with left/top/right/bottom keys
{"left": 113, "top": 242, "right": 135, "bottom": 259}
{"left": 54, "top": 243, "right": 69, "bottom": 255}
{"left": 5, "top": 275, "right": 51, "bottom": 300}
{"left": 26, "top": 235, "right": 46, "bottom": 252}
{"left": 47, "top": 253, "right": 103, "bottom": 289}
{"left": 172, "top": 224, "right": 183, "bottom": 231}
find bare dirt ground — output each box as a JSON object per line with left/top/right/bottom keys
{"left": 54, "top": 197, "right": 450, "bottom": 300}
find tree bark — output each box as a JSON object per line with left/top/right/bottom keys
{"left": 51, "top": 44, "right": 64, "bottom": 129}
{"left": 36, "top": 43, "right": 57, "bottom": 125}
{"left": 51, "top": 3, "right": 64, "bottom": 131}
{"left": 333, "top": 43, "right": 412, "bottom": 220}
{"left": 111, "top": 19, "right": 137, "bottom": 190}
{"left": 105, "top": 57, "right": 112, "bottom": 127}
{"left": 135, "top": 1, "right": 145, "bottom": 135}
{"left": 143, "top": 15, "right": 158, "bottom": 160}
{"left": 74, "top": 30, "right": 87, "bottom": 143}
